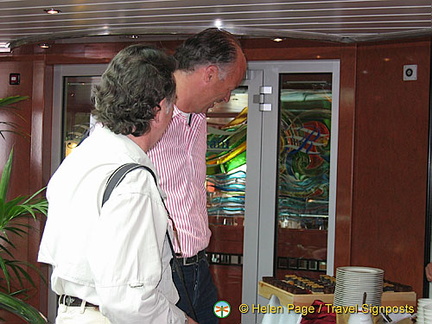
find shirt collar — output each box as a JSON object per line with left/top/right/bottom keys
{"left": 173, "top": 104, "right": 190, "bottom": 117}
{"left": 92, "top": 124, "right": 150, "bottom": 164}
{"left": 173, "top": 105, "right": 193, "bottom": 125}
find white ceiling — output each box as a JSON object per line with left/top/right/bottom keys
{"left": 1, "top": 0, "right": 431, "bottom": 50}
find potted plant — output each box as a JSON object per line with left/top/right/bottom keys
{"left": 0, "top": 95, "right": 29, "bottom": 140}
{"left": 0, "top": 95, "right": 48, "bottom": 323}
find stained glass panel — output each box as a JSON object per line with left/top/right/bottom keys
{"left": 276, "top": 73, "right": 332, "bottom": 278}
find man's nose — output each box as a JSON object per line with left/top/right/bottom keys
{"left": 223, "top": 91, "right": 232, "bottom": 102}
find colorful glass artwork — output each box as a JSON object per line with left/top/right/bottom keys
{"left": 206, "top": 107, "right": 247, "bottom": 220}
{"left": 278, "top": 74, "right": 333, "bottom": 230}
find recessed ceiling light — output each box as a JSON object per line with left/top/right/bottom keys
{"left": 273, "top": 37, "right": 284, "bottom": 42}
{"left": 44, "top": 8, "right": 61, "bottom": 14}
{"left": 39, "top": 43, "right": 51, "bottom": 49}
{"left": 214, "top": 19, "right": 223, "bottom": 28}
{"left": 0, "top": 43, "right": 10, "bottom": 53}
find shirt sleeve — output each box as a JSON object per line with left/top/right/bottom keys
{"left": 87, "top": 171, "right": 186, "bottom": 324}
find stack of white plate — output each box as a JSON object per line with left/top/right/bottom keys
{"left": 334, "top": 266, "right": 384, "bottom": 307}
{"left": 417, "top": 298, "right": 432, "bottom": 324}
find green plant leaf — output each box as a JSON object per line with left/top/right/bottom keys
{"left": 0, "top": 291, "right": 47, "bottom": 323}
{"left": 0, "top": 240, "right": 17, "bottom": 259}
{"left": 8, "top": 261, "right": 35, "bottom": 289}
{"left": 0, "top": 129, "right": 30, "bottom": 141}
{"left": 0, "top": 96, "right": 29, "bottom": 107}
{"left": 0, "top": 96, "right": 30, "bottom": 140}
{"left": 0, "top": 257, "right": 12, "bottom": 292}
{"left": 0, "top": 149, "right": 13, "bottom": 202}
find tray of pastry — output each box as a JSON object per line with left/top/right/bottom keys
{"left": 258, "top": 275, "right": 416, "bottom": 307}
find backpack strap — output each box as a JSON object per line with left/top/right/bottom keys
{"left": 101, "top": 162, "right": 198, "bottom": 321}
{"left": 102, "top": 163, "right": 155, "bottom": 207}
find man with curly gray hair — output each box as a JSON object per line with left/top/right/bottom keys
{"left": 39, "top": 44, "right": 196, "bottom": 323}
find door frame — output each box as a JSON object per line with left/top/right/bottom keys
{"left": 49, "top": 64, "right": 107, "bottom": 322}
{"left": 242, "top": 60, "right": 340, "bottom": 323}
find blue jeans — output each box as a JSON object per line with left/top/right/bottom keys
{"left": 172, "top": 257, "right": 218, "bottom": 324}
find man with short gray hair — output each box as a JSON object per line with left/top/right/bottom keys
{"left": 148, "top": 28, "right": 247, "bottom": 323}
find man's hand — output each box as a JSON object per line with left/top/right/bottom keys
{"left": 187, "top": 316, "right": 198, "bottom": 324}
{"left": 426, "top": 263, "right": 432, "bottom": 281}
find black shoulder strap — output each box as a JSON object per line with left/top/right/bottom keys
{"left": 102, "top": 163, "right": 156, "bottom": 207}
{"left": 101, "top": 162, "right": 198, "bottom": 321}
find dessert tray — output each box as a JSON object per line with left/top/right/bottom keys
{"left": 258, "top": 275, "right": 416, "bottom": 307}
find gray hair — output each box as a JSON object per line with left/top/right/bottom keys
{"left": 174, "top": 28, "right": 241, "bottom": 79}
{"left": 91, "top": 44, "right": 176, "bottom": 137}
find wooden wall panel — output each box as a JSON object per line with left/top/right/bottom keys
{"left": 242, "top": 38, "right": 346, "bottom": 61}
{"left": 10, "top": 41, "right": 182, "bottom": 65}
{"left": 0, "top": 60, "right": 38, "bottom": 323}
{"left": 28, "top": 60, "right": 52, "bottom": 316}
{"left": 208, "top": 224, "right": 243, "bottom": 324}
{"left": 0, "top": 61, "right": 33, "bottom": 190}
{"left": 334, "top": 45, "right": 357, "bottom": 269}
{"left": 353, "top": 39, "right": 431, "bottom": 296}
{"left": 0, "top": 58, "right": 53, "bottom": 321}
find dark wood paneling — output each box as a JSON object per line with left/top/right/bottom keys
{"left": 10, "top": 41, "right": 182, "bottom": 65}
{"left": 334, "top": 45, "right": 357, "bottom": 268}
{"left": 0, "top": 60, "right": 37, "bottom": 323}
{"left": 0, "top": 58, "right": 53, "bottom": 322}
{"left": 27, "top": 60, "right": 52, "bottom": 316}
{"left": 243, "top": 39, "right": 345, "bottom": 61}
{"left": 354, "top": 40, "right": 431, "bottom": 296}
{"left": 276, "top": 228, "right": 328, "bottom": 280}
{"left": 277, "top": 229, "right": 327, "bottom": 259}
{"left": 208, "top": 223, "right": 243, "bottom": 324}
{"left": 0, "top": 61, "right": 33, "bottom": 185}
{"left": 207, "top": 222, "right": 244, "bottom": 255}
{"left": 210, "top": 265, "right": 242, "bottom": 324}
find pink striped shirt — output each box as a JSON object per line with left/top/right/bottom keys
{"left": 148, "top": 106, "right": 210, "bottom": 257}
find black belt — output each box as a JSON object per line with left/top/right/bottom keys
{"left": 176, "top": 249, "right": 207, "bottom": 266}
{"left": 59, "top": 295, "right": 99, "bottom": 308}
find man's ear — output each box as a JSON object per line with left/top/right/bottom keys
{"left": 153, "top": 98, "right": 172, "bottom": 123}
{"left": 203, "top": 65, "right": 219, "bottom": 83}
{"left": 152, "top": 100, "right": 165, "bottom": 123}
{"left": 152, "top": 109, "right": 160, "bottom": 123}
{"left": 158, "top": 98, "right": 171, "bottom": 114}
